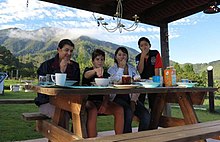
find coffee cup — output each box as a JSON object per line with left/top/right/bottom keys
{"left": 181, "top": 79, "right": 189, "bottom": 83}
{"left": 153, "top": 76, "right": 161, "bottom": 83}
{"left": 153, "top": 76, "right": 163, "bottom": 87}
{"left": 46, "top": 74, "right": 53, "bottom": 83}
{"left": 39, "top": 75, "right": 47, "bottom": 85}
{"left": 122, "top": 75, "right": 131, "bottom": 85}
{"left": 51, "top": 73, "right": 67, "bottom": 86}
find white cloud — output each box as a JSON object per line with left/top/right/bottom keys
{"left": 0, "top": 0, "right": 165, "bottom": 50}
{"left": 170, "top": 14, "right": 200, "bottom": 26}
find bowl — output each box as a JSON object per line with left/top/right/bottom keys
{"left": 135, "top": 81, "right": 160, "bottom": 88}
{"left": 95, "top": 78, "right": 110, "bottom": 86}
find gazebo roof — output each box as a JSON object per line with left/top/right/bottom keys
{"left": 40, "top": 0, "right": 220, "bottom": 27}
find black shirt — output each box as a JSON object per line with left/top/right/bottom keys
{"left": 82, "top": 67, "right": 110, "bottom": 101}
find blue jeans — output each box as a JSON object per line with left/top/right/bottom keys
{"left": 134, "top": 101, "right": 151, "bottom": 131}
{"left": 114, "top": 96, "right": 150, "bottom": 133}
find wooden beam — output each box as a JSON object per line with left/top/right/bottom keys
{"left": 159, "top": 116, "right": 185, "bottom": 128}
{"left": 22, "top": 112, "right": 49, "bottom": 121}
{"left": 36, "top": 120, "right": 82, "bottom": 142}
{"left": 76, "top": 120, "right": 220, "bottom": 142}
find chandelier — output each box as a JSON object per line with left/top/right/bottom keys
{"left": 93, "top": 0, "right": 140, "bottom": 33}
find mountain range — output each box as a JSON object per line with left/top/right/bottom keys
{"left": 0, "top": 27, "right": 220, "bottom": 80}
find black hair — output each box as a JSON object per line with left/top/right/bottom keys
{"left": 138, "top": 37, "right": 151, "bottom": 47}
{"left": 92, "top": 49, "right": 105, "bottom": 61}
{"left": 58, "top": 39, "right": 75, "bottom": 49}
{"left": 114, "top": 47, "right": 129, "bottom": 64}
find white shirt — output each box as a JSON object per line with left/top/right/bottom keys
{"left": 108, "top": 63, "right": 140, "bottom": 102}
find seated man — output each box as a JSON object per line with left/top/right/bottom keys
{"left": 34, "top": 39, "right": 80, "bottom": 129}
{"left": 82, "top": 49, "right": 124, "bottom": 137}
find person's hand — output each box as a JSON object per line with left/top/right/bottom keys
{"left": 133, "top": 74, "right": 141, "bottom": 81}
{"left": 60, "top": 57, "right": 69, "bottom": 73}
{"left": 98, "top": 102, "right": 107, "bottom": 114}
{"left": 118, "top": 59, "right": 127, "bottom": 68}
{"left": 94, "top": 67, "right": 104, "bottom": 77}
{"left": 141, "top": 46, "right": 149, "bottom": 56}
{"left": 130, "top": 101, "right": 136, "bottom": 114}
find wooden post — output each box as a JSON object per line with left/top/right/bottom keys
{"left": 16, "top": 70, "right": 19, "bottom": 80}
{"left": 207, "top": 66, "right": 215, "bottom": 113}
{"left": 160, "top": 23, "right": 171, "bottom": 116}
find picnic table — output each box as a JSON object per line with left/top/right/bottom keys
{"left": 20, "top": 80, "right": 34, "bottom": 92}
{"left": 31, "top": 85, "right": 217, "bottom": 142}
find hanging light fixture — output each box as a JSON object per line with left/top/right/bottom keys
{"left": 93, "top": 0, "right": 140, "bottom": 33}
{"left": 203, "top": 1, "right": 220, "bottom": 14}
{"left": 26, "top": 0, "right": 29, "bottom": 8}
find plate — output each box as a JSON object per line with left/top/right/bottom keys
{"left": 65, "top": 80, "right": 78, "bottom": 86}
{"left": 113, "top": 84, "right": 139, "bottom": 89}
{"left": 176, "top": 82, "right": 197, "bottom": 88}
{"left": 134, "top": 82, "right": 160, "bottom": 88}
{"left": 67, "top": 86, "right": 113, "bottom": 89}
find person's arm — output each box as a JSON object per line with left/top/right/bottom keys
{"left": 137, "top": 52, "right": 146, "bottom": 74}
{"left": 75, "top": 64, "right": 80, "bottom": 85}
{"left": 154, "top": 68, "right": 160, "bottom": 76}
{"left": 130, "top": 93, "right": 140, "bottom": 113}
{"left": 154, "top": 52, "right": 163, "bottom": 75}
{"left": 84, "top": 67, "right": 103, "bottom": 79}
{"left": 108, "top": 66, "right": 124, "bottom": 82}
{"left": 84, "top": 69, "right": 96, "bottom": 79}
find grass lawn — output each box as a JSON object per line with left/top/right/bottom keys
{"left": 1, "top": 79, "right": 220, "bottom": 141}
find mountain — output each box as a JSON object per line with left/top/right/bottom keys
{"left": 0, "top": 27, "right": 220, "bottom": 80}
{"left": 0, "top": 27, "right": 139, "bottom": 68}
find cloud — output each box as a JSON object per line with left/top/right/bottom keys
{"left": 170, "top": 14, "right": 200, "bottom": 26}
{"left": 0, "top": 0, "right": 172, "bottom": 50}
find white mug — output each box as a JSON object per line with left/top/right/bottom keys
{"left": 51, "top": 73, "right": 67, "bottom": 86}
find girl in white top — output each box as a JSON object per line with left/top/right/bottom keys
{"left": 108, "top": 47, "right": 150, "bottom": 133}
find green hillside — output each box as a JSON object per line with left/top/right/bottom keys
{"left": 0, "top": 27, "right": 220, "bottom": 81}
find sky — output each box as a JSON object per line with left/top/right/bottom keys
{"left": 0, "top": 0, "right": 219, "bottom": 64}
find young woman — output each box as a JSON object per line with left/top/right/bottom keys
{"left": 108, "top": 47, "right": 150, "bottom": 133}
{"left": 135, "top": 37, "right": 163, "bottom": 111}
{"left": 82, "top": 49, "right": 124, "bottom": 138}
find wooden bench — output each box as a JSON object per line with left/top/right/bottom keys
{"left": 76, "top": 120, "right": 220, "bottom": 142}
{"left": 22, "top": 112, "right": 82, "bottom": 141}
{"left": 0, "top": 99, "right": 34, "bottom": 104}
{"left": 22, "top": 112, "right": 50, "bottom": 121}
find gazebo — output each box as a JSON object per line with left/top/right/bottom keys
{"left": 39, "top": 0, "right": 219, "bottom": 114}
{"left": 39, "top": 0, "right": 220, "bottom": 69}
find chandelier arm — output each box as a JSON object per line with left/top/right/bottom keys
{"left": 123, "top": 23, "right": 139, "bottom": 31}
{"left": 93, "top": 0, "right": 139, "bottom": 33}
{"left": 100, "top": 23, "right": 119, "bottom": 32}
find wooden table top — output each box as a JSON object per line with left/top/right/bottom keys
{"left": 32, "top": 85, "right": 218, "bottom": 96}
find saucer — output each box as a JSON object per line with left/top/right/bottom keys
{"left": 113, "top": 84, "right": 139, "bottom": 89}
{"left": 176, "top": 82, "right": 197, "bottom": 88}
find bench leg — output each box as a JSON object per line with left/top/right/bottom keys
{"left": 178, "top": 92, "right": 207, "bottom": 142}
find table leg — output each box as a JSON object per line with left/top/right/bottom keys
{"left": 177, "top": 92, "right": 199, "bottom": 124}
{"left": 50, "top": 95, "right": 87, "bottom": 138}
{"left": 149, "top": 93, "right": 166, "bottom": 129}
{"left": 52, "top": 108, "right": 69, "bottom": 130}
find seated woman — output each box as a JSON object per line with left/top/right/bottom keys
{"left": 108, "top": 47, "right": 151, "bottom": 133}
{"left": 82, "top": 49, "right": 124, "bottom": 138}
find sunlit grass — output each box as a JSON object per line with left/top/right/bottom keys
{"left": 1, "top": 79, "right": 220, "bottom": 141}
